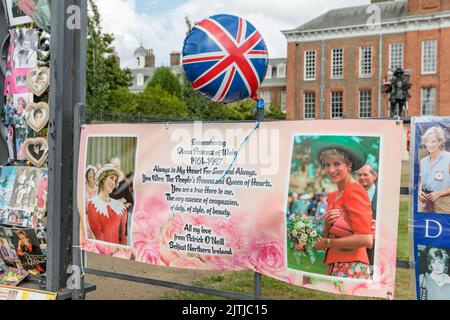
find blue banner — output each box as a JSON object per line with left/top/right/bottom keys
{"left": 411, "top": 118, "right": 450, "bottom": 300}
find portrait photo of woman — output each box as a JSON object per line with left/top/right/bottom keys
{"left": 86, "top": 164, "right": 128, "bottom": 246}
{"left": 418, "top": 246, "right": 450, "bottom": 300}
{"left": 286, "top": 135, "right": 379, "bottom": 280}
{"left": 15, "top": 229, "right": 45, "bottom": 273}
{"left": 417, "top": 125, "right": 450, "bottom": 213}
{"left": 84, "top": 136, "right": 137, "bottom": 247}
{"left": 84, "top": 165, "right": 97, "bottom": 205}
{"left": 312, "top": 136, "right": 374, "bottom": 280}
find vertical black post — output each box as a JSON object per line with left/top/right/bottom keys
{"left": 47, "top": 0, "right": 87, "bottom": 292}
{"left": 254, "top": 272, "right": 262, "bottom": 300}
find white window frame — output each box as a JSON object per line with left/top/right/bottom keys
{"left": 422, "top": 40, "right": 437, "bottom": 74}
{"left": 359, "top": 90, "right": 372, "bottom": 118}
{"left": 304, "top": 50, "right": 316, "bottom": 81}
{"left": 277, "top": 64, "right": 286, "bottom": 78}
{"left": 389, "top": 43, "right": 403, "bottom": 71}
{"left": 421, "top": 87, "right": 436, "bottom": 115}
{"left": 137, "top": 73, "right": 144, "bottom": 86}
{"left": 304, "top": 92, "right": 316, "bottom": 119}
{"left": 331, "top": 48, "right": 344, "bottom": 79}
{"left": 359, "top": 46, "right": 372, "bottom": 78}
{"left": 138, "top": 56, "right": 145, "bottom": 69}
{"left": 330, "top": 91, "right": 343, "bottom": 119}
{"left": 266, "top": 64, "right": 272, "bottom": 79}
{"left": 281, "top": 91, "right": 287, "bottom": 113}
{"left": 261, "top": 91, "right": 271, "bottom": 109}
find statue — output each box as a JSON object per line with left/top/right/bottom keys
{"left": 383, "top": 68, "right": 412, "bottom": 117}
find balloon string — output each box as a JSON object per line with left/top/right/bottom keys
{"left": 215, "top": 120, "right": 261, "bottom": 184}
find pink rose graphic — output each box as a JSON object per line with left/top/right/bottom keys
{"left": 133, "top": 210, "right": 158, "bottom": 238}
{"left": 136, "top": 194, "right": 169, "bottom": 214}
{"left": 80, "top": 239, "right": 99, "bottom": 254}
{"left": 133, "top": 195, "right": 170, "bottom": 234}
{"left": 160, "top": 214, "right": 184, "bottom": 244}
{"left": 134, "top": 240, "right": 161, "bottom": 265}
{"left": 212, "top": 221, "right": 242, "bottom": 250}
{"left": 349, "top": 249, "right": 396, "bottom": 298}
{"left": 247, "top": 239, "right": 285, "bottom": 274}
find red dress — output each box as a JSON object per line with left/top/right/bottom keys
{"left": 87, "top": 196, "right": 128, "bottom": 245}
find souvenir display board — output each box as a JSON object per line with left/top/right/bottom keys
{"left": 0, "top": 0, "right": 50, "bottom": 294}
{"left": 0, "top": 284, "right": 56, "bottom": 300}
{"left": 78, "top": 120, "right": 402, "bottom": 299}
{"left": 411, "top": 117, "right": 450, "bottom": 300}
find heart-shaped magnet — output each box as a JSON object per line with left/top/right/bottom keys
{"left": 25, "top": 102, "right": 49, "bottom": 132}
{"left": 26, "top": 67, "right": 50, "bottom": 97}
{"left": 24, "top": 137, "right": 49, "bottom": 167}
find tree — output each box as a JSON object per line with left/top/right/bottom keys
{"left": 86, "top": 0, "right": 132, "bottom": 113}
{"left": 108, "top": 88, "right": 138, "bottom": 113}
{"left": 265, "top": 106, "right": 287, "bottom": 120}
{"left": 136, "top": 86, "right": 188, "bottom": 120}
{"left": 146, "top": 67, "right": 182, "bottom": 99}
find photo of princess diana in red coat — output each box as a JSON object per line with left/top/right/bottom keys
{"left": 87, "top": 164, "right": 128, "bottom": 245}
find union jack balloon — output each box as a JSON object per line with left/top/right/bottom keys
{"left": 182, "top": 14, "right": 269, "bottom": 104}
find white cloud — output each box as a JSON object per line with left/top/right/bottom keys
{"left": 96, "top": 0, "right": 369, "bottom": 69}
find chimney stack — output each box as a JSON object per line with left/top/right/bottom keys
{"left": 170, "top": 52, "right": 181, "bottom": 67}
{"left": 146, "top": 49, "right": 155, "bottom": 68}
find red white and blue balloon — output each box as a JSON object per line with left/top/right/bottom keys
{"left": 182, "top": 14, "right": 269, "bottom": 104}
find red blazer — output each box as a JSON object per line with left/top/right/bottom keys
{"left": 325, "top": 182, "right": 373, "bottom": 265}
{"left": 87, "top": 196, "right": 128, "bottom": 245}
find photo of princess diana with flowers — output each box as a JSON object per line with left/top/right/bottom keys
{"left": 286, "top": 135, "right": 380, "bottom": 280}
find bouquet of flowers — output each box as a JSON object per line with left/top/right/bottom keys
{"left": 287, "top": 214, "right": 322, "bottom": 264}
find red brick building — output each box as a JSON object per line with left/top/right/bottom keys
{"left": 282, "top": 0, "right": 450, "bottom": 120}
{"left": 259, "top": 58, "right": 287, "bottom": 112}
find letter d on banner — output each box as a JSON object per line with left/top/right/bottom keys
{"left": 425, "top": 220, "right": 443, "bottom": 239}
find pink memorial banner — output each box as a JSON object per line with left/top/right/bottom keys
{"left": 77, "top": 120, "right": 402, "bottom": 298}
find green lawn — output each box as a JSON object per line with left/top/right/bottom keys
{"left": 287, "top": 246, "right": 327, "bottom": 275}
{"left": 164, "top": 198, "right": 414, "bottom": 300}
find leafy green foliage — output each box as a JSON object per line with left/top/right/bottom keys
{"left": 147, "top": 67, "right": 182, "bottom": 99}
{"left": 86, "top": 4, "right": 286, "bottom": 122}
{"left": 107, "top": 88, "right": 138, "bottom": 113}
{"left": 86, "top": 0, "right": 132, "bottom": 113}
{"left": 266, "top": 105, "right": 287, "bottom": 120}
{"left": 136, "top": 86, "right": 188, "bottom": 120}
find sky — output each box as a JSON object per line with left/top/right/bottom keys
{"left": 96, "top": 0, "right": 370, "bottom": 69}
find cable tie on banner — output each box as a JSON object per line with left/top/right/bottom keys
{"left": 166, "top": 122, "right": 170, "bottom": 131}
{"left": 72, "top": 245, "right": 86, "bottom": 278}
{"left": 396, "top": 117, "right": 401, "bottom": 126}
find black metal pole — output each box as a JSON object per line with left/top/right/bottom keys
{"left": 254, "top": 272, "right": 262, "bottom": 300}
{"left": 47, "top": 0, "right": 87, "bottom": 293}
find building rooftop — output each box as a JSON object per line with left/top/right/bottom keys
{"left": 134, "top": 45, "right": 147, "bottom": 57}
{"left": 261, "top": 58, "right": 287, "bottom": 88}
{"left": 292, "top": 0, "right": 407, "bottom": 32}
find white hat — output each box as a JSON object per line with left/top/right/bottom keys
{"left": 95, "top": 164, "right": 124, "bottom": 187}
{"left": 85, "top": 165, "right": 97, "bottom": 175}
